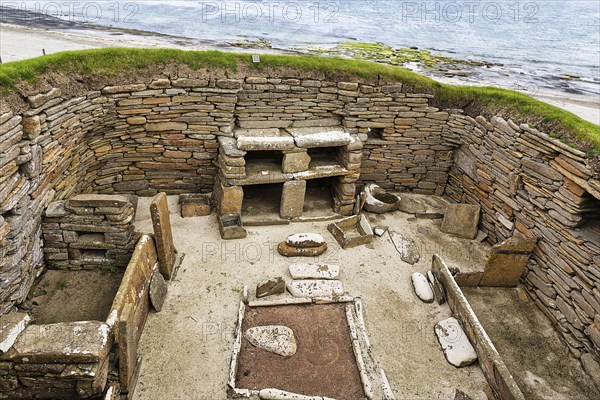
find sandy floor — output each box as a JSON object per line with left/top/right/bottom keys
{"left": 463, "top": 287, "right": 600, "bottom": 400}
{"left": 1, "top": 23, "right": 598, "bottom": 125}
{"left": 132, "top": 195, "right": 492, "bottom": 399}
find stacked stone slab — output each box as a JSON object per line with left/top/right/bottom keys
{"left": 445, "top": 114, "right": 600, "bottom": 362}
{"left": 214, "top": 126, "right": 362, "bottom": 224}
{"left": 42, "top": 194, "right": 138, "bottom": 270}
{"left": 0, "top": 320, "right": 112, "bottom": 399}
{"left": 354, "top": 91, "right": 457, "bottom": 195}
{"left": 0, "top": 108, "right": 58, "bottom": 315}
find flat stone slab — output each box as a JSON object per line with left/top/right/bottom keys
{"left": 278, "top": 242, "right": 327, "bottom": 257}
{"left": 286, "top": 127, "right": 352, "bottom": 148}
{"left": 259, "top": 388, "right": 335, "bottom": 400}
{"left": 434, "top": 317, "right": 478, "bottom": 367}
{"left": 427, "top": 270, "right": 446, "bottom": 305}
{"left": 479, "top": 236, "right": 537, "bottom": 287}
{"left": 0, "top": 312, "right": 31, "bottom": 355}
{"left": 411, "top": 272, "right": 434, "bottom": 303}
{"left": 373, "top": 226, "right": 389, "bottom": 237}
{"left": 256, "top": 277, "right": 286, "bottom": 298}
{"left": 218, "top": 136, "right": 247, "bottom": 157}
{"left": 287, "top": 280, "right": 344, "bottom": 298}
{"left": 398, "top": 193, "right": 449, "bottom": 219}
{"left": 282, "top": 151, "right": 311, "bottom": 173}
{"left": 280, "top": 180, "right": 307, "bottom": 219}
{"left": 67, "top": 194, "right": 129, "bottom": 208}
{"left": 71, "top": 233, "right": 115, "bottom": 250}
{"left": 235, "top": 128, "right": 295, "bottom": 151}
{"left": 244, "top": 325, "right": 297, "bottom": 357}
{"left": 440, "top": 204, "right": 481, "bottom": 240}
{"left": 150, "top": 269, "right": 168, "bottom": 312}
{"left": 289, "top": 263, "right": 340, "bottom": 280}
{"left": 150, "top": 192, "right": 177, "bottom": 279}
{"left": 390, "top": 231, "right": 420, "bottom": 265}
{"left": 286, "top": 233, "right": 325, "bottom": 248}
{"left": 5, "top": 321, "right": 110, "bottom": 363}
{"left": 45, "top": 200, "right": 69, "bottom": 218}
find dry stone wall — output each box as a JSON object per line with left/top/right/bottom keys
{"left": 445, "top": 113, "right": 600, "bottom": 361}
{"left": 0, "top": 70, "right": 599, "bottom": 365}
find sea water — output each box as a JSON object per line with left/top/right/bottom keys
{"left": 6, "top": 0, "right": 600, "bottom": 94}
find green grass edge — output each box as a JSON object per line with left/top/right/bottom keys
{"left": 1, "top": 48, "right": 598, "bottom": 154}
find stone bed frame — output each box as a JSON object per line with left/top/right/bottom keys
{"left": 1, "top": 66, "right": 599, "bottom": 386}
{"left": 227, "top": 296, "right": 395, "bottom": 400}
{"left": 0, "top": 234, "right": 159, "bottom": 399}
{"left": 431, "top": 255, "right": 525, "bottom": 400}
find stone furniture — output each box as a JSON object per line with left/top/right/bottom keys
{"left": 218, "top": 213, "right": 247, "bottom": 240}
{"left": 42, "top": 194, "right": 138, "bottom": 270}
{"left": 0, "top": 234, "right": 160, "bottom": 399}
{"left": 180, "top": 193, "right": 212, "bottom": 217}
{"left": 328, "top": 214, "right": 374, "bottom": 249}
{"left": 213, "top": 126, "right": 363, "bottom": 232}
{"left": 363, "top": 183, "right": 402, "bottom": 214}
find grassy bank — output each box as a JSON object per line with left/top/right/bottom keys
{"left": 0, "top": 48, "right": 598, "bottom": 154}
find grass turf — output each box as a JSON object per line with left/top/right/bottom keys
{"left": 1, "top": 48, "right": 597, "bottom": 154}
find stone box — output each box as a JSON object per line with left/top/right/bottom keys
{"left": 0, "top": 235, "right": 158, "bottom": 399}
{"left": 327, "top": 214, "right": 374, "bottom": 249}
{"left": 180, "top": 193, "right": 212, "bottom": 218}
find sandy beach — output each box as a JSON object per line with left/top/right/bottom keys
{"left": 1, "top": 22, "right": 598, "bottom": 125}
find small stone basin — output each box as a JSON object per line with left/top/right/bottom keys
{"left": 364, "top": 184, "right": 401, "bottom": 214}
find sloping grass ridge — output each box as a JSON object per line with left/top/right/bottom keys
{"left": 1, "top": 48, "right": 598, "bottom": 154}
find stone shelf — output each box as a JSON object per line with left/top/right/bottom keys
{"left": 292, "top": 159, "right": 349, "bottom": 180}
{"left": 236, "top": 159, "right": 289, "bottom": 185}
{"left": 234, "top": 128, "right": 295, "bottom": 151}
{"left": 285, "top": 127, "right": 352, "bottom": 148}
{"left": 70, "top": 233, "right": 116, "bottom": 250}
{"left": 229, "top": 159, "right": 349, "bottom": 186}
{"left": 216, "top": 126, "right": 360, "bottom": 223}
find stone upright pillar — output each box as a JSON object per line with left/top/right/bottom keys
{"left": 214, "top": 179, "right": 243, "bottom": 216}
{"left": 280, "top": 180, "right": 307, "bottom": 219}
{"left": 150, "top": 192, "right": 177, "bottom": 280}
